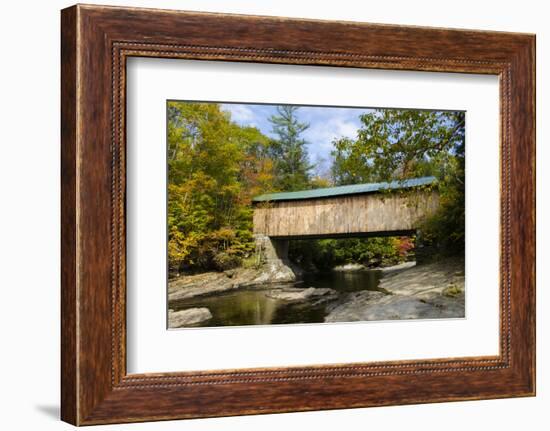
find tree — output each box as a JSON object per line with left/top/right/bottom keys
{"left": 331, "top": 109, "right": 465, "bottom": 184}
{"left": 167, "top": 101, "right": 277, "bottom": 273}
{"left": 268, "top": 106, "right": 312, "bottom": 191}
{"left": 330, "top": 109, "right": 465, "bottom": 253}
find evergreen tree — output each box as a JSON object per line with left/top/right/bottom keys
{"left": 268, "top": 106, "right": 312, "bottom": 191}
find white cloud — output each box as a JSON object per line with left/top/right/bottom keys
{"left": 221, "top": 104, "right": 256, "bottom": 123}
{"left": 303, "top": 110, "right": 363, "bottom": 161}
{"left": 219, "top": 103, "right": 368, "bottom": 163}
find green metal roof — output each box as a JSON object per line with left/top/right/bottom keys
{"left": 252, "top": 176, "right": 437, "bottom": 203}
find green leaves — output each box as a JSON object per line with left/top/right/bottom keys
{"left": 330, "top": 108, "right": 465, "bottom": 255}
{"left": 331, "top": 109, "right": 465, "bottom": 184}
{"left": 289, "top": 237, "right": 416, "bottom": 269}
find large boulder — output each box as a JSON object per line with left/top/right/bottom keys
{"left": 266, "top": 287, "right": 337, "bottom": 304}
{"left": 250, "top": 261, "right": 297, "bottom": 284}
{"left": 169, "top": 307, "right": 212, "bottom": 328}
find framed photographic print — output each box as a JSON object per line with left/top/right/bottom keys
{"left": 61, "top": 4, "right": 535, "bottom": 425}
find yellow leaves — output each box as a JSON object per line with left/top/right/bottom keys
{"left": 167, "top": 229, "right": 201, "bottom": 269}
{"left": 209, "top": 227, "right": 236, "bottom": 242}
{"left": 309, "top": 176, "right": 331, "bottom": 189}
{"left": 167, "top": 101, "right": 279, "bottom": 271}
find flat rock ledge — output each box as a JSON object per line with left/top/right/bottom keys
{"left": 325, "top": 257, "right": 465, "bottom": 323}
{"left": 332, "top": 261, "right": 416, "bottom": 274}
{"left": 169, "top": 307, "right": 212, "bottom": 328}
{"left": 379, "top": 261, "right": 416, "bottom": 275}
{"left": 168, "top": 262, "right": 297, "bottom": 302}
{"left": 325, "top": 291, "right": 463, "bottom": 322}
{"left": 266, "top": 287, "right": 337, "bottom": 304}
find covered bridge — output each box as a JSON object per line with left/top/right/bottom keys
{"left": 252, "top": 177, "right": 439, "bottom": 264}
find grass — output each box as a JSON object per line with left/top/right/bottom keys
{"left": 241, "top": 254, "right": 263, "bottom": 270}
{"left": 443, "top": 283, "right": 463, "bottom": 298}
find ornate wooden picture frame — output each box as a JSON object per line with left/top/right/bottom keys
{"left": 61, "top": 4, "right": 535, "bottom": 425}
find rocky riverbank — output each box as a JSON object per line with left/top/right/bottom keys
{"left": 168, "top": 256, "right": 465, "bottom": 328}
{"left": 325, "top": 256, "right": 465, "bottom": 322}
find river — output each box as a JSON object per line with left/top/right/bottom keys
{"left": 169, "top": 270, "right": 384, "bottom": 327}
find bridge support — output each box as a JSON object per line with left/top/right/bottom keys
{"left": 254, "top": 234, "right": 300, "bottom": 282}
{"left": 254, "top": 234, "right": 289, "bottom": 264}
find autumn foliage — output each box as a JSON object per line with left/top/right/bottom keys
{"left": 167, "top": 103, "right": 465, "bottom": 274}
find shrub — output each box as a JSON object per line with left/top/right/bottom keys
{"left": 212, "top": 251, "right": 242, "bottom": 271}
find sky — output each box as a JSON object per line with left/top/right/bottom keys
{"left": 220, "top": 103, "right": 374, "bottom": 174}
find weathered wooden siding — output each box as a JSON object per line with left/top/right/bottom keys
{"left": 253, "top": 191, "right": 439, "bottom": 238}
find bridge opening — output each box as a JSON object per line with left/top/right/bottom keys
{"left": 278, "top": 232, "right": 418, "bottom": 274}
{"left": 287, "top": 234, "right": 417, "bottom": 273}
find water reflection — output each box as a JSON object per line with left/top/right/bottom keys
{"left": 170, "top": 270, "right": 383, "bottom": 327}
